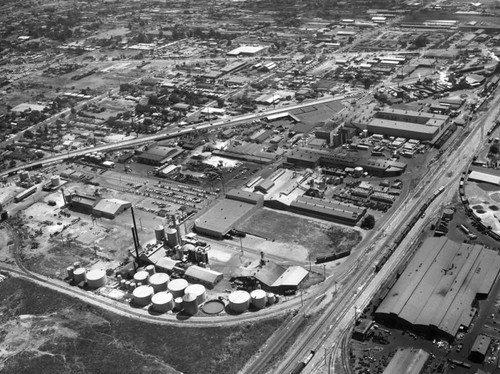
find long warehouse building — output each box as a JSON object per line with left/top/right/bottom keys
{"left": 367, "top": 107, "right": 451, "bottom": 141}
{"left": 375, "top": 237, "right": 500, "bottom": 341}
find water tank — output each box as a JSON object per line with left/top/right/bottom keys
{"left": 443, "top": 208, "right": 454, "bottom": 220}
{"left": 133, "top": 270, "right": 149, "bottom": 285}
{"left": 168, "top": 278, "right": 189, "bottom": 298}
{"left": 130, "top": 282, "right": 136, "bottom": 292}
{"left": 145, "top": 264, "right": 156, "bottom": 277}
{"left": 86, "top": 269, "right": 107, "bottom": 289}
{"left": 154, "top": 225, "right": 165, "bottom": 242}
{"left": 73, "top": 267, "right": 86, "bottom": 284}
{"left": 151, "top": 292, "right": 173, "bottom": 313}
{"left": 132, "top": 285, "right": 154, "bottom": 307}
{"left": 120, "top": 279, "right": 126, "bottom": 289}
{"left": 73, "top": 261, "right": 81, "bottom": 269}
{"left": 183, "top": 293, "right": 199, "bottom": 316}
{"left": 149, "top": 273, "right": 170, "bottom": 293}
{"left": 251, "top": 289, "right": 267, "bottom": 310}
{"left": 66, "top": 266, "right": 74, "bottom": 280}
{"left": 185, "top": 284, "right": 206, "bottom": 305}
{"left": 174, "top": 297, "right": 183, "bottom": 311}
{"left": 166, "top": 228, "right": 178, "bottom": 248}
{"left": 353, "top": 166, "right": 364, "bottom": 178}
{"left": 228, "top": 291, "right": 251, "bottom": 313}
{"left": 267, "top": 292, "right": 275, "bottom": 305}
{"left": 275, "top": 295, "right": 280, "bottom": 303}
{"left": 51, "top": 175, "right": 61, "bottom": 187}
{"left": 125, "top": 280, "right": 131, "bottom": 290}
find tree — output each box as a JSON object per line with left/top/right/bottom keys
{"left": 413, "top": 34, "right": 429, "bottom": 49}
{"left": 361, "top": 214, "right": 375, "bottom": 230}
{"left": 490, "top": 144, "right": 499, "bottom": 154}
{"left": 23, "top": 129, "right": 34, "bottom": 139}
{"left": 216, "top": 98, "right": 225, "bottom": 108}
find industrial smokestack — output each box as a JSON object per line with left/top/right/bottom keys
{"left": 131, "top": 206, "right": 140, "bottom": 247}
{"left": 131, "top": 226, "right": 139, "bottom": 270}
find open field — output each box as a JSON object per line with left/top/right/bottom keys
{"left": 238, "top": 209, "right": 363, "bottom": 258}
{"left": 0, "top": 277, "right": 286, "bottom": 374}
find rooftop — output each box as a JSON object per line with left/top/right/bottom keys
{"left": 376, "top": 237, "right": 500, "bottom": 339}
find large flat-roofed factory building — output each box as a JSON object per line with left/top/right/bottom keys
{"left": 194, "top": 189, "right": 264, "bottom": 239}
{"left": 375, "top": 237, "right": 500, "bottom": 341}
{"left": 367, "top": 107, "right": 451, "bottom": 141}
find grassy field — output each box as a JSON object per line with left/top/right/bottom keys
{"left": 239, "top": 209, "right": 362, "bottom": 258}
{"left": 0, "top": 277, "right": 285, "bottom": 374}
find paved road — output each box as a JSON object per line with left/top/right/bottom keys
{"left": 0, "top": 93, "right": 349, "bottom": 178}
{"left": 242, "top": 85, "right": 500, "bottom": 374}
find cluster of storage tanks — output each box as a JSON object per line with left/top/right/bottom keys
{"left": 227, "top": 290, "right": 278, "bottom": 313}
{"left": 124, "top": 265, "right": 208, "bottom": 316}
{"left": 66, "top": 262, "right": 107, "bottom": 290}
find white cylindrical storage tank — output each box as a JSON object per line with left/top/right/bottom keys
{"left": 353, "top": 166, "right": 364, "bottom": 178}
{"left": 132, "top": 285, "right": 154, "bottom": 307}
{"left": 166, "top": 228, "right": 179, "bottom": 248}
{"left": 125, "top": 280, "right": 131, "bottom": 290}
{"left": 130, "top": 282, "right": 136, "bottom": 291}
{"left": 66, "top": 266, "right": 74, "bottom": 280}
{"left": 183, "top": 293, "right": 199, "bottom": 316}
{"left": 267, "top": 292, "right": 275, "bottom": 305}
{"left": 155, "top": 225, "right": 165, "bottom": 242}
{"left": 174, "top": 297, "right": 183, "bottom": 311}
{"left": 151, "top": 292, "right": 173, "bottom": 313}
{"left": 251, "top": 289, "right": 267, "bottom": 310}
{"left": 149, "top": 273, "right": 170, "bottom": 293}
{"left": 51, "top": 175, "right": 61, "bottom": 187}
{"left": 145, "top": 264, "right": 156, "bottom": 277}
{"left": 228, "top": 291, "right": 251, "bottom": 313}
{"left": 185, "top": 284, "right": 206, "bottom": 305}
{"left": 73, "top": 267, "right": 86, "bottom": 284}
{"left": 168, "top": 278, "right": 188, "bottom": 298}
{"left": 133, "top": 270, "right": 149, "bottom": 285}
{"left": 116, "top": 274, "right": 122, "bottom": 281}
{"left": 120, "top": 279, "right": 126, "bottom": 289}
{"left": 73, "top": 261, "right": 81, "bottom": 269}
{"left": 86, "top": 269, "right": 107, "bottom": 289}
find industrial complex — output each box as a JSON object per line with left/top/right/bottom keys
{"left": 4, "top": 0, "right": 500, "bottom": 373}
{"left": 374, "top": 237, "right": 500, "bottom": 341}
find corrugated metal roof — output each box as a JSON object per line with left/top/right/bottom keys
{"left": 185, "top": 265, "right": 222, "bottom": 284}
{"left": 272, "top": 266, "right": 309, "bottom": 287}
{"left": 376, "top": 238, "right": 500, "bottom": 338}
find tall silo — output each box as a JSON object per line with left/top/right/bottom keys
{"left": 145, "top": 264, "right": 156, "bottom": 277}
{"left": 182, "top": 293, "right": 198, "bottom": 316}
{"left": 73, "top": 267, "right": 86, "bottom": 284}
{"left": 154, "top": 225, "right": 165, "bottom": 242}
{"left": 166, "top": 228, "right": 178, "bottom": 248}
